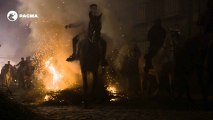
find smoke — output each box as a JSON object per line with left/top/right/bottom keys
{"left": 0, "top": 0, "right": 30, "bottom": 67}
{"left": 17, "top": 0, "right": 135, "bottom": 90}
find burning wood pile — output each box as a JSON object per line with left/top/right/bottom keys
{"left": 43, "top": 88, "right": 83, "bottom": 105}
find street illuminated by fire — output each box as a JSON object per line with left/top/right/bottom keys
{"left": 1, "top": 0, "right": 213, "bottom": 120}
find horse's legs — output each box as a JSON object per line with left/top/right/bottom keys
{"left": 175, "top": 73, "right": 186, "bottom": 100}
{"left": 153, "top": 72, "right": 160, "bottom": 96}
{"left": 184, "top": 73, "right": 195, "bottom": 106}
{"left": 169, "top": 73, "right": 174, "bottom": 97}
{"left": 197, "top": 67, "right": 208, "bottom": 105}
{"left": 202, "top": 69, "right": 213, "bottom": 108}
{"left": 92, "top": 70, "right": 98, "bottom": 96}
{"left": 82, "top": 72, "right": 88, "bottom": 108}
{"left": 142, "top": 72, "right": 148, "bottom": 96}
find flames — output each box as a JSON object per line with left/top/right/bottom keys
{"left": 44, "top": 94, "right": 53, "bottom": 101}
{"left": 107, "top": 85, "right": 118, "bottom": 94}
{"left": 45, "top": 57, "right": 63, "bottom": 91}
{"left": 30, "top": 32, "right": 82, "bottom": 92}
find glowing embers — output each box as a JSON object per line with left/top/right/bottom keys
{"left": 107, "top": 85, "right": 118, "bottom": 95}
{"left": 106, "top": 84, "right": 121, "bottom": 102}
{"left": 45, "top": 57, "right": 63, "bottom": 91}
{"left": 44, "top": 94, "right": 54, "bottom": 101}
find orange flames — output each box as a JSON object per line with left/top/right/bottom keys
{"left": 107, "top": 85, "right": 118, "bottom": 94}
{"left": 45, "top": 57, "right": 63, "bottom": 91}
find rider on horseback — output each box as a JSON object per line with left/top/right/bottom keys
{"left": 66, "top": 4, "right": 108, "bottom": 66}
{"left": 144, "top": 19, "right": 166, "bottom": 73}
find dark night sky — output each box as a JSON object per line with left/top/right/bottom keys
{"left": 0, "top": 0, "right": 30, "bottom": 66}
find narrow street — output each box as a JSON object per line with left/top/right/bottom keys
{"left": 33, "top": 105, "right": 213, "bottom": 120}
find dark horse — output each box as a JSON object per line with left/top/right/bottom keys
{"left": 78, "top": 34, "right": 103, "bottom": 107}
{"left": 174, "top": 34, "right": 213, "bottom": 108}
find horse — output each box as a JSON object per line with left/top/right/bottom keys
{"left": 143, "top": 30, "right": 181, "bottom": 97}
{"left": 78, "top": 34, "right": 104, "bottom": 107}
{"left": 112, "top": 44, "right": 141, "bottom": 96}
{"left": 174, "top": 34, "right": 213, "bottom": 107}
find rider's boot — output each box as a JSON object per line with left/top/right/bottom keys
{"left": 66, "top": 53, "right": 76, "bottom": 62}
{"left": 66, "top": 35, "right": 80, "bottom": 62}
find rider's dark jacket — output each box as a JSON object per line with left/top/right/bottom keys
{"left": 88, "top": 11, "right": 102, "bottom": 38}
{"left": 17, "top": 61, "right": 25, "bottom": 68}
{"left": 148, "top": 24, "right": 166, "bottom": 57}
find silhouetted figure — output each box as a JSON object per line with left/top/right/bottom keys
{"left": 16, "top": 57, "right": 26, "bottom": 88}
{"left": 24, "top": 57, "right": 34, "bottom": 89}
{"left": 66, "top": 4, "right": 108, "bottom": 66}
{"left": 16, "top": 57, "right": 25, "bottom": 68}
{"left": 6, "top": 61, "right": 13, "bottom": 69}
{"left": 1, "top": 61, "right": 13, "bottom": 87}
{"left": 126, "top": 44, "right": 141, "bottom": 96}
{"left": 88, "top": 4, "right": 102, "bottom": 39}
{"left": 197, "top": 0, "right": 213, "bottom": 106}
{"left": 144, "top": 19, "right": 166, "bottom": 73}
{"left": 77, "top": 28, "right": 108, "bottom": 108}
{"left": 173, "top": 1, "right": 213, "bottom": 106}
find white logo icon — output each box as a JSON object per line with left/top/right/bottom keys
{"left": 7, "top": 11, "right": 18, "bottom": 21}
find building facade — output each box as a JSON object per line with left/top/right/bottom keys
{"left": 133, "top": 0, "right": 208, "bottom": 54}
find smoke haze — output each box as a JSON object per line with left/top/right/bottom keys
{"left": 8, "top": 0, "right": 135, "bottom": 90}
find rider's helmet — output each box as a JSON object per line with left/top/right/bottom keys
{"left": 90, "top": 4, "right": 98, "bottom": 13}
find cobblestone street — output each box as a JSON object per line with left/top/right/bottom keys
{"left": 33, "top": 105, "right": 213, "bottom": 120}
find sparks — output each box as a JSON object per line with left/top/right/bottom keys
{"left": 107, "top": 85, "right": 118, "bottom": 94}
{"left": 45, "top": 57, "right": 63, "bottom": 90}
